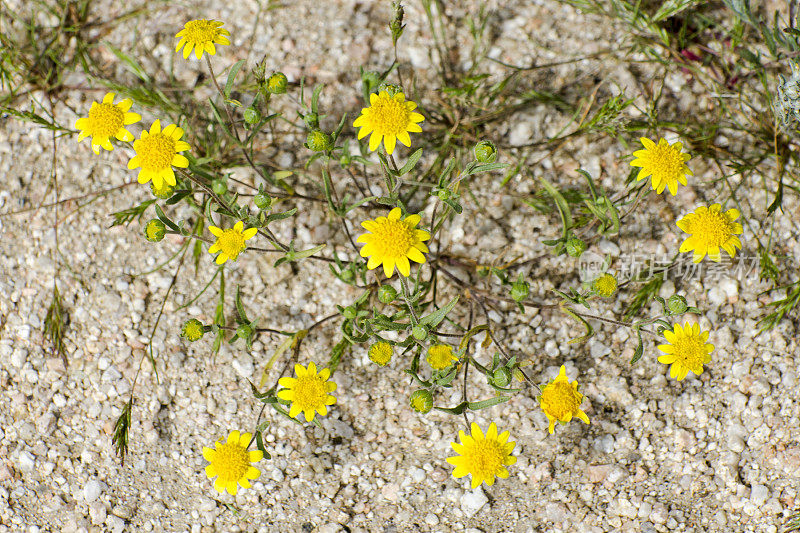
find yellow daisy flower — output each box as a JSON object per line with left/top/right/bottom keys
{"left": 446, "top": 422, "right": 517, "bottom": 489}
{"left": 657, "top": 322, "right": 714, "bottom": 381}
{"left": 277, "top": 362, "right": 337, "bottom": 422}
{"left": 539, "top": 365, "right": 590, "bottom": 434}
{"left": 630, "top": 137, "right": 692, "bottom": 196}
{"left": 352, "top": 90, "right": 424, "bottom": 155}
{"left": 74, "top": 92, "right": 141, "bottom": 155}
{"left": 356, "top": 207, "right": 430, "bottom": 278}
{"left": 128, "top": 120, "right": 190, "bottom": 190}
{"left": 426, "top": 344, "right": 458, "bottom": 370}
{"left": 175, "top": 19, "right": 231, "bottom": 60}
{"left": 208, "top": 221, "right": 258, "bottom": 265}
{"left": 202, "top": 430, "right": 262, "bottom": 495}
{"left": 677, "top": 203, "right": 743, "bottom": 263}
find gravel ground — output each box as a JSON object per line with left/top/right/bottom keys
{"left": 1, "top": 1, "right": 799, "bottom": 532}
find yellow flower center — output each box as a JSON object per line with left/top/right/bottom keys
{"left": 428, "top": 345, "right": 456, "bottom": 369}
{"left": 672, "top": 334, "right": 707, "bottom": 369}
{"left": 461, "top": 439, "right": 505, "bottom": 480}
{"left": 217, "top": 228, "right": 246, "bottom": 259}
{"left": 211, "top": 441, "right": 250, "bottom": 483}
{"left": 541, "top": 381, "right": 579, "bottom": 419}
{"left": 370, "top": 218, "right": 414, "bottom": 259}
{"left": 138, "top": 134, "right": 177, "bottom": 172}
{"left": 366, "top": 96, "right": 412, "bottom": 136}
{"left": 183, "top": 19, "right": 220, "bottom": 44}
{"left": 292, "top": 375, "right": 327, "bottom": 411}
{"left": 689, "top": 210, "right": 733, "bottom": 248}
{"left": 369, "top": 342, "right": 392, "bottom": 366}
{"left": 645, "top": 144, "right": 685, "bottom": 181}
{"left": 593, "top": 274, "right": 617, "bottom": 297}
{"left": 87, "top": 103, "right": 124, "bottom": 138}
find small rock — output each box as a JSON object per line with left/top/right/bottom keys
{"left": 89, "top": 501, "right": 107, "bottom": 525}
{"left": 83, "top": 480, "right": 105, "bottom": 503}
{"left": 750, "top": 484, "right": 769, "bottom": 505}
{"left": 231, "top": 356, "right": 254, "bottom": 378}
{"left": 461, "top": 488, "right": 488, "bottom": 518}
{"left": 106, "top": 515, "right": 125, "bottom": 533}
{"left": 587, "top": 464, "right": 611, "bottom": 483}
{"left": 509, "top": 122, "right": 533, "bottom": 146}
{"left": 17, "top": 451, "right": 35, "bottom": 473}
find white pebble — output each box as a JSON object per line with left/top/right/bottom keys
{"left": 83, "top": 480, "right": 105, "bottom": 503}
{"left": 461, "top": 487, "right": 488, "bottom": 517}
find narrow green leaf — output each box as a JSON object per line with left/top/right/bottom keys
{"left": 224, "top": 60, "right": 246, "bottom": 98}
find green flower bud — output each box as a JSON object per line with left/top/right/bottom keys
{"left": 267, "top": 72, "right": 288, "bottom": 94}
{"left": 212, "top": 178, "right": 228, "bottom": 196}
{"left": 368, "top": 341, "right": 393, "bottom": 366}
{"left": 236, "top": 324, "right": 253, "bottom": 339}
{"left": 474, "top": 140, "right": 497, "bottom": 163}
{"left": 378, "top": 83, "right": 403, "bottom": 97}
{"left": 493, "top": 367, "right": 512, "bottom": 388}
{"left": 180, "top": 319, "right": 205, "bottom": 341}
{"left": 593, "top": 273, "right": 618, "bottom": 297}
{"left": 343, "top": 306, "right": 357, "bottom": 319}
{"left": 253, "top": 192, "right": 271, "bottom": 210}
{"left": 144, "top": 219, "right": 166, "bottom": 242}
{"left": 409, "top": 389, "right": 433, "bottom": 414}
{"left": 667, "top": 294, "right": 688, "bottom": 315}
{"left": 378, "top": 285, "right": 398, "bottom": 304}
{"left": 566, "top": 237, "right": 587, "bottom": 258}
{"left": 150, "top": 181, "right": 175, "bottom": 200}
{"left": 306, "top": 130, "right": 331, "bottom": 152}
{"left": 412, "top": 325, "right": 427, "bottom": 341}
{"left": 510, "top": 278, "right": 529, "bottom": 302}
{"left": 244, "top": 107, "right": 260, "bottom": 124}
{"left": 340, "top": 268, "right": 355, "bottom": 282}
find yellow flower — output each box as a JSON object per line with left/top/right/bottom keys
{"left": 202, "top": 430, "right": 262, "bottom": 495}
{"left": 657, "top": 322, "right": 714, "bottom": 381}
{"left": 208, "top": 221, "right": 258, "bottom": 265}
{"left": 74, "top": 92, "right": 141, "bottom": 155}
{"left": 593, "top": 273, "right": 617, "bottom": 297}
{"left": 539, "top": 365, "right": 590, "bottom": 434}
{"left": 175, "top": 19, "right": 230, "bottom": 59}
{"left": 426, "top": 344, "right": 458, "bottom": 370}
{"left": 352, "top": 90, "right": 424, "bottom": 155}
{"left": 357, "top": 207, "right": 430, "bottom": 278}
{"left": 277, "top": 362, "right": 337, "bottom": 421}
{"left": 630, "top": 137, "right": 692, "bottom": 196}
{"left": 446, "top": 422, "right": 517, "bottom": 489}
{"left": 128, "top": 120, "right": 190, "bottom": 190}
{"left": 368, "top": 341, "right": 393, "bottom": 366}
{"left": 677, "top": 203, "right": 743, "bottom": 263}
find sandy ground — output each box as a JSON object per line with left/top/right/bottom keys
{"left": 0, "top": 0, "right": 798, "bottom": 531}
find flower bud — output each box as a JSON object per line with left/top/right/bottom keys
{"left": 236, "top": 324, "right": 253, "bottom": 339}
{"left": 474, "top": 140, "right": 497, "bottom": 163}
{"left": 150, "top": 181, "right": 175, "bottom": 199}
{"left": 368, "top": 341, "right": 393, "bottom": 366}
{"left": 667, "top": 294, "right": 688, "bottom": 315}
{"left": 409, "top": 389, "right": 433, "bottom": 414}
{"left": 306, "top": 130, "right": 331, "bottom": 152}
{"left": 378, "top": 285, "right": 397, "bottom": 304}
{"left": 144, "top": 219, "right": 166, "bottom": 242}
{"left": 566, "top": 237, "right": 587, "bottom": 258}
{"left": 510, "top": 277, "right": 529, "bottom": 302}
{"left": 378, "top": 83, "right": 403, "bottom": 97}
{"left": 267, "top": 72, "right": 288, "bottom": 94}
{"left": 593, "top": 273, "right": 617, "bottom": 297}
{"left": 411, "top": 325, "right": 427, "bottom": 341}
{"left": 244, "top": 107, "right": 260, "bottom": 124}
{"left": 253, "top": 192, "right": 271, "bottom": 210}
{"left": 180, "top": 319, "right": 205, "bottom": 341}
{"left": 492, "top": 367, "right": 512, "bottom": 388}
{"left": 212, "top": 178, "right": 228, "bottom": 195}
